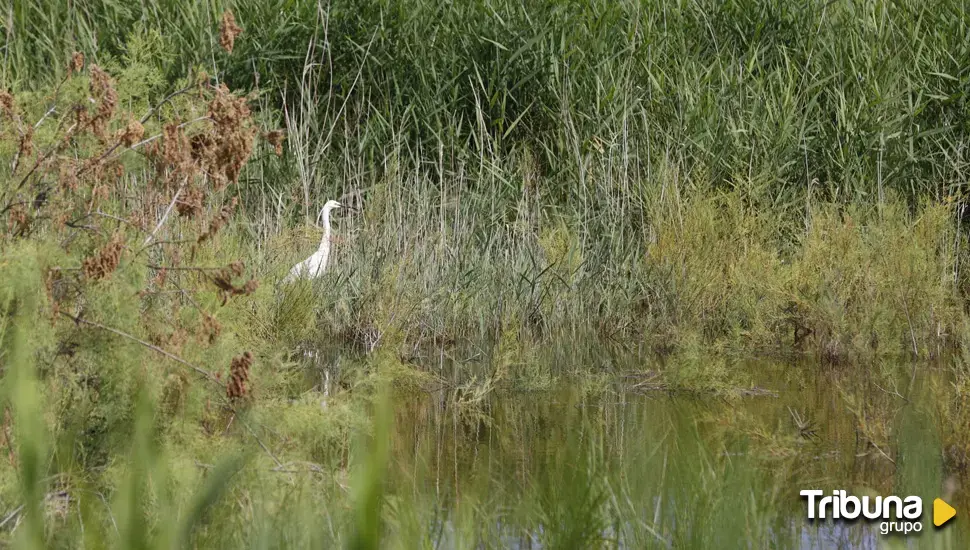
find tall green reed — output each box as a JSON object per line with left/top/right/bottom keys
{"left": 7, "top": 0, "right": 970, "bottom": 210}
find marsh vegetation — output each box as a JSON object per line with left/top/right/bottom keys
{"left": 2, "top": 0, "right": 970, "bottom": 547}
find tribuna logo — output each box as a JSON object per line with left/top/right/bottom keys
{"left": 801, "top": 490, "right": 923, "bottom": 535}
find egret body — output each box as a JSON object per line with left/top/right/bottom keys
{"left": 284, "top": 200, "right": 343, "bottom": 282}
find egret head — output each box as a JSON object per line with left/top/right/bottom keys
{"left": 319, "top": 199, "right": 343, "bottom": 219}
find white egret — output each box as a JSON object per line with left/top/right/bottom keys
{"left": 283, "top": 199, "right": 344, "bottom": 282}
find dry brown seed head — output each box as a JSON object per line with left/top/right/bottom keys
{"left": 0, "top": 91, "right": 13, "bottom": 120}
{"left": 219, "top": 10, "right": 243, "bottom": 54}
{"left": 82, "top": 232, "right": 125, "bottom": 280}
{"left": 73, "top": 104, "right": 90, "bottom": 128}
{"left": 89, "top": 65, "right": 111, "bottom": 97}
{"left": 226, "top": 351, "right": 253, "bottom": 401}
{"left": 229, "top": 260, "right": 244, "bottom": 277}
{"left": 201, "top": 314, "right": 222, "bottom": 345}
{"left": 119, "top": 118, "right": 145, "bottom": 147}
{"left": 127, "top": 208, "right": 149, "bottom": 232}
{"left": 198, "top": 199, "right": 238, "bottom": 244}
{"left": 88, "top": 65, "right": 118, "bottom": 140}
{"left": 208, "top": 84, "right": 251, "bottom": 127}
{"left": 59, "top": 160, "right": 80, "bottom": 192}
{"left": 69, "top": 52, "right": 85, "bottom": 75}
{"left": 189, "top": 132, "right": 215, "bottom": 162}
{"left": 167, "top": 328, "right": 189, "bottom": 351}
{"left": 6, "top": 205, "right": 29, "bottom": 235}
{"left": 92, "top": 182, "right": 110, "bottom": 202}
{"left": 264, "top": 130, "right": 285, "bottom": 156}
{"left": 160, "top": 123, "right": 195, "bottom": 182}
{"left": 176, "top": 185, "right": 204, "bottom": 218}
{"left": 242, "top": 279, "right": 258, "bottom": 295}
{"left": 211, "top": 266, "right": 258, "bottom": 305}
{"left": 204, "top": 85, "right": 257, "bottom": 187}
{"left": 18, "top": 125, "right": 34, "bottom": 159}
{"left": 152, "top": 267, "right": 168, "bottom": 287}
{"left": 144, "top": 140, "right": 160, "bottom": 159}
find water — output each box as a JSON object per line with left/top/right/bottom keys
{"left": 374, "top": 358, "right": 969, "bottom": 548}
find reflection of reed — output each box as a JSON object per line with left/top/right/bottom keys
{"left": 384, "top": 367, "right": 936, "bottom": 543}
{"left": 787, "top": 406, "right": 818, "bottom": 440}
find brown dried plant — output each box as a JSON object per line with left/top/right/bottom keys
{"left": 197, "top": 197, "right": 238, "bottom": 244}
{"left": 211, "top": 263, "right": 258, "bottom": 305}
{"left": 58, "top": 159, "right": 80, "bottom": 192}
{"left": 264, "top": 130, "right": 285, "bottom": 156}
{"left": 176, "top": 185, "right": 204, "bottom": 218}
{"left": 155, "top": 122, "right": 196, "bottom": 184}
{"left": 6, "top": 205, "right": 29, "bottom": 236}
{"left": 88, "top": 65, "right": 118, "bottom": 141}
{"left": 219, "top": 10, "right": 244, "bottom": 54}
{"left": 1, "top": 408, "right": 14, "bottom": 468}
{"left": 226, "top": 351, "right": 253, "bottom": 401}
{"left": 69, "top": 52, "right": 85, "bottom": 75}
{"left": 0, "top": 90, "right": 13, "bottom": 120}
{"left": 2, "top": 53, "right": 266, "bottom": 411}
{"left": 16, "top": 125, "right": 34, "bottom": 163}
{"left": 205, "top": 84, "right": 257, "bottom": 188}
{"left": 118, "top": 118, "right": 145, "bottom": 148}
{"left": 2, "top": 90, "right": 32, "bottom": 174}
{"left": 200, "top": 313, "right": 222, "bottom": 345}
{"left": 82, "top": 232, "right": 125, "bottom": 280}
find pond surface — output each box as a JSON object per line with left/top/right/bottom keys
{"left": 378, "top": 359, "right": 969, "bottom": 548}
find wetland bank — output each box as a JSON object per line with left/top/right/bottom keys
{"left": 3, "top": 0, "right": 970, "bottom": 547}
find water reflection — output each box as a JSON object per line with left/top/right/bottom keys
{"left": 380, "top": 359, "right": 967, "bottom": 548}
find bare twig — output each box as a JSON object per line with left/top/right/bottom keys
{"left": 139, "top": 82, "right": 199, "bottom": 125}
{"left": 143, "top": 183, "right": 186, "bottom": 246}
{"left": 0, "top": 505, "right": 23, "bottom": 530}
{"left": 63, "top": 210, "right": 150, "bottom": 237}
{"left": 131, "top": 239, "right": 194, "bottom": 261}
{"left": 59, "top": 311, "right": 219, "bottom": 382}
{"left": 96, "top": 492, "right": 119, "bottom": 536}
{"left": 73, "top": 81, "right": 205, "bottom": 181}
{"left": 865, "top": 442, "right": 897, "bottom": 465}
{"left": 872, "top": 381, "right": 907, "bottom": 402}
{"left": 270, "top": 461, "right": 325, "bottom": 474}
{"left": 242, "top": 420, "right": 285, "bottom": 469}
{"left": 1, "top": 121, "right": 78, "bottom": 211}
{"left": 145, "top": 264, "right": 232, "bottom": 272}
{"left": 32, "top": 104, "right": 58, "bottom": 130}
{"left": 900, "top": 291, "right": 919, "bottom": 358}
{"left": 94, "top": 210, "right": 145, "bottom": 230}
{"left": 126, "top": 116, "right": 210, "bottom": 152}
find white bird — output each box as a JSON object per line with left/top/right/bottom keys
{"left": 283, "top": 199, "right": 344, "bottom": 282}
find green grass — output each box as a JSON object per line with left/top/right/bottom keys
{"left": 6, "top": 0, "right": 970, "bottom": 208}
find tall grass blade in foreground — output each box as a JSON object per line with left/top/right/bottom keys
{"left": 347, "top": 390, "right": 392, "bottom": 550}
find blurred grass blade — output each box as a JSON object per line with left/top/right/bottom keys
{"left": 347, "top": 390, "right": 392, "bottom": 550}
{"left": 175, "top": 453, "right": 247, "bottom": 549}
